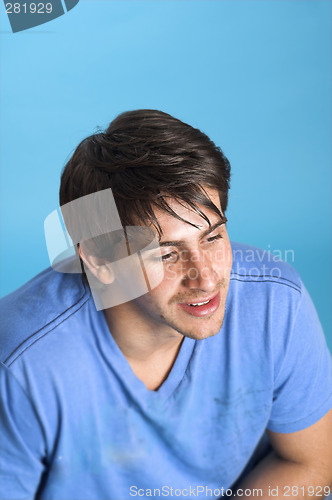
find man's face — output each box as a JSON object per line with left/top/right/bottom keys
{"left": 132, "top": 188, "right": 233, "bottom": 340}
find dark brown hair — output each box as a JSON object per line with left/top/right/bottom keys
{"left": 59, "top": 109, "right": 231, "bottom": 241}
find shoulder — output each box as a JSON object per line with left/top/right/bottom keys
{"left": 230, "top": 241, "right": 301, "bottom": 293}
{"left": 0, "top": 267, "right": 90, "bottom": 365}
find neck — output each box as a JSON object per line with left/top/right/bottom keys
{"left": 103, "top": 304, "right": 184, "bottom": 391}
{"left": 103, "top": 303, "right": 183, "bottom": 361}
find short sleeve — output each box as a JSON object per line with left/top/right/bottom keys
{"left": 0, "top": 362, "right": 46, "bottom": 499}
{"left": 267, "top": 283, "right": 332, "bottom": 433}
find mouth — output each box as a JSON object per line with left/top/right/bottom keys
{"left": 178, "top": 291, "right": 221, "bottom": 318}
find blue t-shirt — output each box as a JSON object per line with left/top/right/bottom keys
{"left": 1, "top": 242, "right": 331, "bottom": 500}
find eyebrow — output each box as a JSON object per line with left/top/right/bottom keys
{"left": 158, "top": 217, "right": 227, "bottom": 248}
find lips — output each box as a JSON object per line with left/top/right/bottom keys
{"left": 178, "top": 292, "right": 221, "bottom": 317}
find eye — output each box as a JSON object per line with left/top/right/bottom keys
{"left": 206, "top": 233, "right": 223, "bottom": 243}
{"left": 161, "top": 251, "right": 178, "bottom": 263}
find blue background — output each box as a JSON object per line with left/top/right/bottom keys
{"left": 0, "top": 0, "right": 331, "bottom": 349}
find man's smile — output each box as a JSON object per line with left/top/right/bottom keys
{"left": 177, "top": 291, "right": 221, "bottom": 317}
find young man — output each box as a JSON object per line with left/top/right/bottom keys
{"left": 0, "top": 110, "right": 331, "bottom": 499}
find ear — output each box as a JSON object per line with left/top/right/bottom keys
{"left": 78, "top": 243, "right": 115, "bottom": 285}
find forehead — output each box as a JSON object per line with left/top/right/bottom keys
{"left": 152, "top": 188, "right": 223, "bottom": 240}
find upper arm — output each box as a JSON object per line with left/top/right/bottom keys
{"left": 267, "top": 409, "right": 332, "bottom": 485}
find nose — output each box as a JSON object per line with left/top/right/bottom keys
{"left": 181, "top": 250, "right": 218, "bottom": 292}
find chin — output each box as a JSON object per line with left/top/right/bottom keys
{"left": 173, "top": 318, "right": 224, "bottom": 341}
{"left": 186, "top": 327, "right": 222, "bottom": 341}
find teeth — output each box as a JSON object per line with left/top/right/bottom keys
{"left": 189, "top": 300, "right": 210, "bottom": 306}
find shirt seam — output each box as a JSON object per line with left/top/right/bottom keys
{"left": 231, "top": 272, "right": 301, "bottom": 290}
{"left": 268, "top": 390, "right": 332, "bottom": 427}
{"left": 4, "top": 280, "right": 89, "bottom": 366}
{"left": 230, "top": 277, "right": 301, "bottom": 294}
{"left": 163, "top": 339, "right": 198, "bottom": 403}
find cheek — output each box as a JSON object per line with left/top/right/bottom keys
{"left": 156, "top": 266, "right": 180, "bottom": 292}
{"left": 163, "top": 263, "right": 181, "bottom": 283}
{"left": 144, "top": 265, "right": 181, "bottom": 304}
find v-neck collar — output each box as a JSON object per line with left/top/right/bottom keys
{"left": 89, "top": 298, "right": 196, "bottom": 403}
